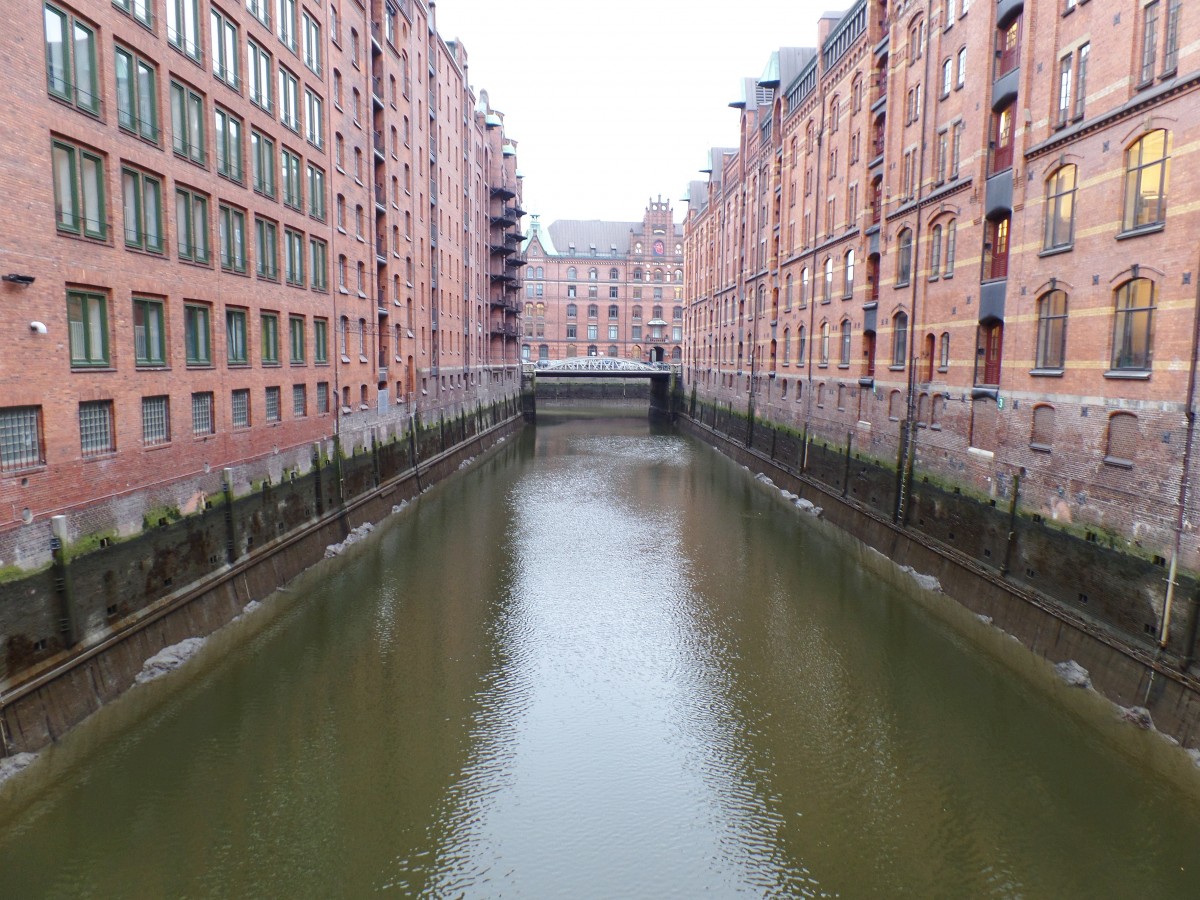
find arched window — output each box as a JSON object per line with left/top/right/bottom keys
{"left": 1035, "top": 290, "right": 1068, "bottom": 370}
{"left": 653, "top": 305, "right": 663, "bottom": 319}
{"left": 783, "top": 327, "right": 791, "bottom": 361}
{"left": 538, "top": 344, "right": 549, "bottom": 360}
{"left": 785, "top": 274, "right": 794, "bottom": 310}
{"left": 587, "top": 304, "right": 598, "bottom": 318}
{"left": 587, "top": 344, "right": 598, "bottom": 356}
{"left": 608, "top": 304, "right": 619, "bottom": 319}
{"left": 588, "top": 267, "right": 598, "bottom": 280}
{"left": 1031, "top": 404, "right": 1055, "bottom": 451}
{"left": 608, "top": 344, "right": 618, "bottom": 357}
{"left": 609, "top": 267, "right": 619, "bottom": 280}
{"left": 930, "top": 224, "right": 943, "bottom": 274}
{"left": 633, "top": 267, "right": 643, "bottom": 280}
{"left": 567, "top": 266, "right": 577, "bottom": 280}
{"left": 797, "top": 325, "right": 807, "bottom": 365}
{"left": 536, "top": 266, "right": 544, "bottom": 279}
{"left": 917, "top": 392, "right": 930, "bottom": 426}
{"left": 654, "top": 270, "right": 663, "bottom": 282}
{"left": 830, "top": 95, "right": 840, "bottom": 132}
{"left": 852, "top": 75, "right": 863, "bottom": 113}
{"left": 674, "top": 269, "right": 683, "bottom": 281}
{"left": 823, "top": 257, "right": 834, "bottom": 301}
{"left": 939, "top": 331, "right": 950, "bottom": 368}
{"left": 566, "top": 303, "right": 577, "bottom": 318}
{"left": 1123, "top": 130, "right": 1169, "bottom": 232}
{"left": 840, "top": 319, "right": 852, "bottom": 365}
{"left": 820, "top": 320, "right": 830, "bottom": 365}
{"left": 889, "top": 389, "right": 903, "bottom": 419}
{"left": 801, "top": 267, "right": 810, "bottom": 307}
{"left": 1105, "top": 412, "right": 1139, "bottom": 467}
{"left": 896, "top": 228, "right": 913, "bottom": 285}
{"left": 526, "top": 266, "right": 534, "bottom": 279}
{"left": 673, "top": 306, "right": 683, "bottom": 320}
{"left": 844, "top": 250, "right": 855, "bottom": 297}
{"left": 1044, "top": 165, "right": 1077, "bottom": 250}
{"left": 1112, "top": 278, "right": 1155, "bottom": 370}
{"left": 521, "top": 343, "right": 530, "bottom": 360}
{"left": 632, "top": 305, "right": 642, "bottom": 320}
{"left": 892, "top": 311, "right": 909, "bottom": 367}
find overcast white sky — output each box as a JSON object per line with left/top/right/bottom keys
{"left": 434, "top": 0, "right": 829, "bottom": 225}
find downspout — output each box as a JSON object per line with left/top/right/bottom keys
{"left": 803, "top": 91, "right": 827, "bottom": 448}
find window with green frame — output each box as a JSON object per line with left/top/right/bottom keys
{"left": 113, "top": 0, "right": 152, "bottom": 28}
{"left": 261, "top": 313, "right": 280, "bottom": 364}
{"left": 285, "top": 228, "right": 305, "bottom": 286}
{"left": 184, "top": 303, "right": 211, "bottom": 364}
{"left": 289, "top": 315, "right": 305, "bottom": 363}
{"left": 313, "top": 318, "right": 328, "bottom": 363}
{"left": 247, "top": 39, "right": 273, "bottom": 112}
{"left": 226, "top": 307, "right": 248, "bottom": 364}
{"left": 67, "top": 290, "right": 109, "bottom": 367}
{"left": 256, "top": 217, "right": 278, "bottom": 279}
{"left": 175, "top": 187, "right": 209, "bottom": 263}
{"left": 307, "top": 163, "right": 326, "bottom": 221}
{"left": 209, "top": 7, "right": 239, "bottom": 87}
{"left": 115, "top": 46, "right": 158, "bottom": 142}
{"left": 218, "top": 204, "right": 246, "bottom": 272}
{"left": 166, "top": 0, "right": 201, "bottom": 60}
{"left": 53, "top": 140, "right": 106, "bottom": 239}
{"left": 132, "top": 297, "right": 166, "bottom": 365}
{"left": 214, "top": 107, "right": 243, "bottom": 183}
{"left": 44, "top": 3, "right": 100, "bottom": 114}
{"left": 170, "top": 81, "right": 205, "bottom": 164}
{"left": 310, "top": 237, "right": 328, "bottom": 291}
{"left": 251, "top": 131, "right": 276, "bottom": 197}
{"left": 122, "top": 168, "right": 163, "bottom": 253}
{"left": 281, "top": 147, "right": 302, "bottom": 209}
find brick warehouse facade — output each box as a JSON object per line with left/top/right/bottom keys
{"left": 521, "top": 200, "right": 685, "bottom": 365}
{"left": 683, "top": 1, "right": 1200, "bottom": 658}
{"left": 0, "top": 0, "right": 523, "bottom": 570}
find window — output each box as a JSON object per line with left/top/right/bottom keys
{"left": 53, "top": 140, "right": 106, "bottom": 239}
{"left": 231, "top": 388, "right": 250, "bottom": 428}
{"left": 313, "top": 318, "right": 328, "bottom": 363}
{"left": 608, "top": 304, "right": 619, "bottom": 319}
{"left": 843, "top": 251, "right": 855, "bottom": 298}
{"left": 588, "top": 304, "right": 598, "bottom": 319}
{"left": 133, "top": 297, "right": 165, "bottom": 365}
{"left": 801, "top": 267, "right": 810, "bottom": 307}
{"left": 1026, "top": 404, "right": 1054, "bottom": 451}
{"left": 1044, "top": 165, "right": 1077, "bottom": 250}
{"left": 1141, "top": 1, "right": 1161, "bottom": 84}
{"left": 951, "top": 121, "right": 964, "bottom": 178}
{"left": 293, "top": 384, "right": 307, "bottom": 417}
{"left": 0, "top": 407, "right": 45, "bottom": 472}
{"left": 996, "top": 17, "right": 1020, "bottom": 79}
{"left": 1074, "top": 43, "right": 1089, "bottom": 120}
{"left": 277, "top": 0, "right": 297, "bottom": 50}
{"left": 252, "top": 131, "right": 276, "bottom": 197}
{"left": 279, "top": 67, "right": 299, "bottom": 130}
{"left": 310, "top": 237, "right": 328, "bottom": 291}
{"left": 214, "top": 107, "right": 244, "bottom": 182}
{"left": 316, "top": 381, "right": 329, "bottom": 414}
{"left": 184, "top": 303, "right": 211, "bottom": 364}
{"left": 990, "top": 106, "right": 1014, "bottom": 174}
{"left": 984, "top": 217, "right": 1010, "bottom": 281}
{"left": 282, "top": 147, "right": 302, "bottom": 208}
{"left": 609, "top": 286, "right": 619, "bottom": 299}
{"left": 114, "top": 0, "right": 152, "bottom": 27}
{"left": 175, "top": 187, "right": 209, "bottom": 263}
{"left": 840, "top": 320, "right": 852, "bottom": 365}
{"left": 210, "top": 8, "right": 239, "bottom": 87}
{"left": 305, "top": 89, "right": 324, "bottom": 148}
{"left": 167, "top": 0, "right": 201, "bottom": 59}
{"left": 823, "top": 257, "right": 834, "bottom": 302}
{"left": 248, "top": 0, "right": 269, "bottom": 27}
{"left": 896, "top": 228, "right": 913, "bottom": 285}
{"left": 248, "top": 41, "right": 273, "bottom": 112}
{"left": 1035, "top": 290, "right": 1068, "bottom": 370}
{"left": 956, "top": 47, "right": 966, "bottom": 88}
{"left": 123, "top": 168, "right": 163, "bottom": 253}
{"left": 67, "top": 289, "right": 108, "bottom": 366}
{"left": 302, "top": 11, "right": 322, "bottom": 75}
{"left": 1123, "top": 130, "right": 1169, "bottom": 232}
{"left": 939, "top": 332, "right": 950, "bottom": 368}
{"left": 191, "top": 391, "right": 214, "bottom": 435}
{"left": 566, "top": 324, "right": 577, "bottom": 339}
{"left": 227, "top": 308, "right": 248, "bottom": 363}
{"left": 944, "top": 220, "right": 957, "bottom": 276}
{"left": 261, "top": 313, "right": 280, "bottom": 364}
{"left": 929, "top": 224, "right": 943, "bottom": 276}
{"left": 819, "top": 321, "right": 830, "bottom": 365}
{"left": 215, "top": 205, "right": 246, "bottom": 276}
{"left": 587, "top": 325, "right": 598, "bottom": 340}
{"left": 44, "top": 3, "right": 99, "bottom": 114}
{"left": 1163, "top": 0, "right": 1182, "bottom": 75}
{"left": 285, "top": 228, "right": 305, "bottom": 286}
{"left": 289, "top": 315, "right": 305, "bottom": 363}
{"left": 170, "top": 81, "right": 205, "bottom": 164}
{"left": 1105, "top": 413, "right": 1139, "bottom": 467}
{"left": 892, "top": 312, "right": 909, "bottom": 367}
{"left": 79, "top": 400, "right": 114, "bottom": 457}
{"left": 941, "top": 58, "right": 952, "bottom": 97}
{"left": 115, "top": 47, "right": 158, "bottom": 142}
{"left": 256, "top": 217, "right": 278, "bottom": 279}
{"left": 1056, "top": 53, "right": 1073, "bottom": 127}
{"left": 137, "top": 395, "right": 170, "bottom": 448}
{"left": 307, "top": 164, "right": 326, "bottom": 220}
{"left": 977, "top": 320, "right": 1003, "bottom": 384}
{"left": 609, "top": 325, "right": 618, "bottom": 340}
{"left": 1112, "top": 278, "right": 1155, "bottom": 371}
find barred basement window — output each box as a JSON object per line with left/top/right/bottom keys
{"left": 231, "top": 388, "right": 250, "bottom": 428}
{"left": 79, "top": 400, "right": 114, "bottom": 457}
{"left": 316, "top": 381, "right": 329, "bottom": 414}
{"left": 265, "top": 386, "right": 281, "bottom": 422}
{"left": 191, "top": 391, "right": 214, "bottom": 435}
{"left": 1105, "top": 412, "right": 1138, "bottom": 467}
{"left": 142, "top": 395, "right": 170, "bottom": 446}
{"left": 0, "top": 406, "right": 45, "bottom": 472}
{"left": 293, "top": 384, "right": 307, "bottom": 417}
{"left": 1030, "top": 404, "right": 1055, "bottom": 451}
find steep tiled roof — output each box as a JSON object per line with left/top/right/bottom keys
{"left": 546, "top": 220, "right": 642, "bottom": 258}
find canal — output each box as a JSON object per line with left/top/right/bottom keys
{"left": 1, "top": 409, "right": 1198, "bottom": 896}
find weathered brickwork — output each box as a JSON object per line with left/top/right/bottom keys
{"left": 0, "top": 0, "right": 523, "bottom": 571}
{"left": 685, "top": 0, "right": 1200, "bottom": 658}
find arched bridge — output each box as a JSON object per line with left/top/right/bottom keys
{"left": 520, "top": 359, "right": 684, "bottom": 421}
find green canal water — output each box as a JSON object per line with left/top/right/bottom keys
{"left": 1, "top": 409, "right": 1198, "bottom": 897}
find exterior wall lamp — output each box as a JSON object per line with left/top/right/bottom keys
{"left": 2, "top": 274, "right": 36, "bottom": 286}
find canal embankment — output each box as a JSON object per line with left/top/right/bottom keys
{"left": 0, "top": 399, "right": 524, "bottom": 756}
{"left": 679, "top": 408, "right": 1200, "bottom": 753}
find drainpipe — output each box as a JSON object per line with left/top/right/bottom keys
{"left": 1166, "top": 248, "right": 1200, "bottom": 663}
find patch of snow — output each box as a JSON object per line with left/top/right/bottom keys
{"left": 977, "top": 614, "right": 993, "bottom": 626}
{"left": 898, "top": 565, "right": 941, "bottom": 593}
{"left": 324, "top": 522, "right": 376, "bottom": 558}
{"left": 242, "top": 600, "right": 261, "bottom": 615}
{"left": 755, "top": 472, "right": 775, "bottom": 487}
{"left": 1054, "top": 660, "right": 1092, "bottom": 689}
{"left": 458, "top": 456, "right": 476, "bottom": 470}
{"left": 135, "top": 637, "right": 207, "bottom": 685}
{"left": 0, "top": 752, "right": 37, "bottom": 785}
{"left": 1118, "top": 705, "right": 1155, "bottom": 730}
{"left": 391, "top": 501, "right": 409, "bottom": 514}
{"left": 1187, "top": 748, "right": 1200, "bottom": 768}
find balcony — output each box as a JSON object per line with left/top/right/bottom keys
{"left": 375, "top": 235, "right": 387, "bottom": 263}
{"left": 490, "top": 184, "right": 517, "bottom": 200}
{"left": 370, "top": 21, "right": 382, "bottom": 50}
{"left": 490, "top": 242, "right": 514, "bottom": 256}
{"left": 505, "top": 255, "right": 525, "bottom": 268}
{"left": 372, "top": 130, "right": 385, "bottom": 159}
{"left": 490, "top": 321, "right": 519, "bottom": 337}
{"left": 371, "top": 75, "right": 384, "bottom": 107}
{"left": 374, "top": 182, "right": 386, "bottom": 210}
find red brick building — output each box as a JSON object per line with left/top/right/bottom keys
{"left": 522, "top": 200, "right": 685, "bottom": 364}
{"left": 684, "top": 0, "right": 1200, "bottom": 571}
{"left": 0, "top": 0, "right": 522, "bottom": 569}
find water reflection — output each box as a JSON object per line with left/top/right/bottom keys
{"left": 0, "top": 410, "right": 1198, "bottom": 898}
